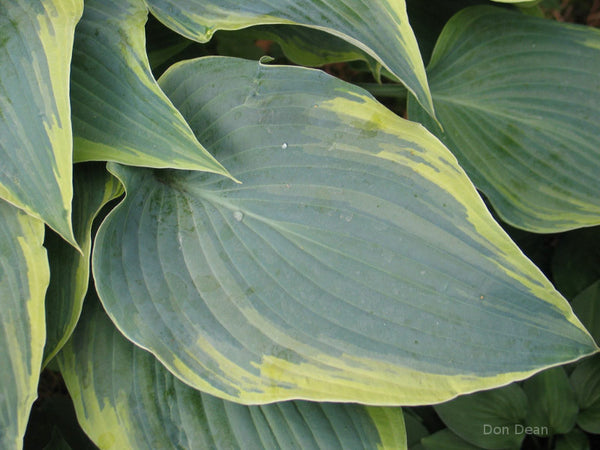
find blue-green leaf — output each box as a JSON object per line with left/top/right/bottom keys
{"left": 92, "top": 57, "right": 597, "bottom": 405}
{"left": 43, "top": 163, "right": 123, "bottom": 366}
{"left": 70, "top": 0, "right": 231, "bottom": 178}
{"left": 0, "top": 200, "right": 49, "bottom": 449}
{"left": 408, "top": 6, "right": 600, "bottom": 232}
{"left": 58, "top": 297, "right": 407, "bottom": 449}
{"left": 147, "top": 0, "right": 434, "bottom": 116}
{"left": 0, "top": 0, "right": 82, "bottom": 246}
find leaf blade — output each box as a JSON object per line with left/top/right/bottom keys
{"left": 434, "top": 384, "right": 528, "bottom": 449}
{"left": 0, "top": 0, "right": 82, "bottom": 246}
{"left": 0, "top": 200, "right": 49, "bottom": 449}
{"left": 147, "top": 0, "right": 434, "bottom": 116}
{"left": 408, "top": 6, "right": 600, "bottom": 232}
{"left": 42, "top": 163, "right": 123, "bottom": 366}
{"left": 70, "top": 0, "right": 231, "bottom": 178}
{"left": 570, "top": 356, "right": 600, "bottom": 434}
{"left": 523, "top": 367, "right": 578, "bottom": 435}
{"left": 93, "top": 57, "right": 597, "bottom": 405}
{"left": 58, "top": 297, "right": 407, "bottom": 450}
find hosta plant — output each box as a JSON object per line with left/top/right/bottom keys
{"left": 1, "top": 0, "right": 599, "bottom": 448}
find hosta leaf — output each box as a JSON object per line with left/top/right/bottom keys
{"left": 403, "top": 412, "right": 429, "bottom": 447}
{"left": 58, "top": 297, "right": 407, "bottom": 450}
{"left": 522, "top": 367, "right": 578, "bottom": 435}
{"left": 570, "top": 356, "right": 600, "bottom": 434}
{"left": 407, "top": 6, "right": 600, "bottom": 232}
{"left": 434, "top": 383, "right": 528, "bottom": 449}
{"left": 70, "top": 0, "right": 230, "bottom": 177}
{"left": 217, "top": 25, "right": 381, "bottom": 77}
{"left": 146, "top": 0, "right": 434, "bottom": 116}
{"left": 43, "top": 163, "right": 123, "bottom": 366}
{"left": 0, "top": 0, "right": 81, "bottom": 246}
{"left": 0, "top": 200, "right": 49, "bottom": 449}
{"left": 93, "top": 57, "right": 597, "bottom": 405}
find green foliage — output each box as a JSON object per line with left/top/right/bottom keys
{"left": 1, "top": 0, "right": 599, "bottom": 448}
{"left": 407, "top": 6, "right": 600, "bottom": 232}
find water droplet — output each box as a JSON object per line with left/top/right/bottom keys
{"left": 281, "top": 142, "right": 288, "bottom": 149}
{"left": 233, "top": 211, "right": 244, "bottom": 222}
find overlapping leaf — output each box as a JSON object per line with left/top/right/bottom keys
{"left": 434, "top": 384, "right": 528, "bottom": 449}
{"left": 403, "top": 412, "right": 429, "bottom": 447}
{"left": 523, "top": 368, "right": 578, "bottom": 435}
{"left": 92, "top": 56, "right": 597, "bottom": 405}
{"left": 58, "top": 297, "right": 407, "bottom": 449}
{"left": 408, "top": 6, "right": 600, "bottom": 232}
{"left": 146, "top": 0, "right": 434, "bottom": 115}
{"left": 0, "top": 0, "right": 81, "bottom": 246}
{"left": 0, "top": 200, "right": 49, "bottom": 450}
{"left": 216, "top": 25, "right": 381, "bottom": 77}
{"left": 42, "top": 164, "right": 123, "bottom": 366}
{"left": 570, "top": 356, "right": 600, "bottom": 434}
{"left": 70, "top": 0, "right": 229, "bottom": 177}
